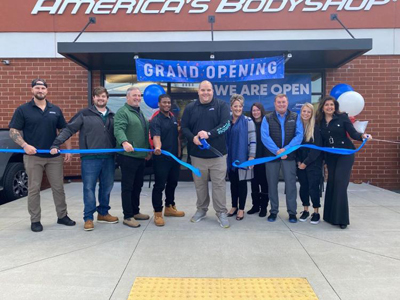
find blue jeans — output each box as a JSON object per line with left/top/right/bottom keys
{"left": 81, "top": 157, "right": 115, "bottom": 221}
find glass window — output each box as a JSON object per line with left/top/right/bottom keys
{"left": 170, "top": 83, "right": 199, "bottom": 93}
{"left": 105, "top": 74, "right": 168, "bottom": 119}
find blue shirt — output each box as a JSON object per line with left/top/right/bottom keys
{"left": 261, "top": 111, "right": 304, "bottom": 155}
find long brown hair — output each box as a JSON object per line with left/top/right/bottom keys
{"left": 315, "top": 96, "right": 341, "bottom": 125}
{"left": 250, "top": 102, "right": 266, "bottom": 122}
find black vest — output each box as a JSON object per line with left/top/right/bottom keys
{"left": 264, "top": 110, "right": 298, "bottom": 160}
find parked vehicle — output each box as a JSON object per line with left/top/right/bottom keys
{"left": 0, "top": 129, "right": 27, "bottom": 202}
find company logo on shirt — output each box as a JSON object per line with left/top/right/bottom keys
{"left": 49, "top": 111, "right": 56, "bottom": 114}
{"left": 209, "top": 108, "right": 215, "bottom": 111}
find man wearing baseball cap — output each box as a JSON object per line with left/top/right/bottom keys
{"left": 9, "top": 78, "right": 76, "bottom": 232}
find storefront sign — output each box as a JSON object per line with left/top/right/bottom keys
{"left": 1, "top": 0, "right": 395, "bottom": 32}
{"left": 136, "top": 56, "right": 285, "bottom": 83}
{"left": 213, "top": 74, "right": 311, "bottom": 111}
{"left": 31, "top": 0, "right": 391, "bottom": 15}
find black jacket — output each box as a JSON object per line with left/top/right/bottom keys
{"left": 51, "top": 106, "right": 116, "bottom": 157}
{"left": 181, "top": 98, "right": 230, "bottom": 158}
{"left": 296, "top": 124, "right": 322, "bottom": 166}
{"left": 320, "top": 113, "right": 363, "bottom": 150}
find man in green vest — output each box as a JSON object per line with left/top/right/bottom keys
{"left": 114, "top": 86, "right": 151, "bottom": 228}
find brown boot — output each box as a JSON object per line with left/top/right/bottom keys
{"left": 154, "top": 212, "right": 165, "bottom": 226}
{"left": 97, "top": 213, "right": 119, "bottom": 224}
{"left": 164, "top": 205, "right": 185, "bottom": 217}
{"left": 84, "top": 220, "right": 94, "bottom": 231}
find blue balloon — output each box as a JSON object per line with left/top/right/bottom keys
{"left": 330, "top": 84, "right": 354, "bottom": 100}
{"left": 143, "top": 84, "right": 165, "bottom": 109}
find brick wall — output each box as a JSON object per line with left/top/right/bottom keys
{"left": 326, "top": 55, "right": 400, "bottom": 190}
{"left": 1, "top": 57, "right": 399, "bottom": 189}
{"left": 0, "top": 58, "right": 88, "bottom": 177}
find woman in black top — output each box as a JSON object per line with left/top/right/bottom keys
{"left": 296, "top": 103, "right": 322, "bottom": 225}
{"left": 247, "top": 103, "right": 269, "bottom": 217}
{"left": 316, "top": 96, "right": 372, "bottom": 229}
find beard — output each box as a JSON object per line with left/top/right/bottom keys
{"left": 34, "top": 93, "right": 46, "bottom": 101}
{"left": 95, "top": 102, "right": 107, "bottom": 108}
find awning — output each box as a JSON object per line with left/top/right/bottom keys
{"left": 58, "top": 39, "right": 372, "bottom": 71}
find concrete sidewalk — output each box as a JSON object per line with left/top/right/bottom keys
{"left": 0, "top": 182, "right": 400, "bottom": 300}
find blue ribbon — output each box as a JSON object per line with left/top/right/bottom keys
{"left": 233, "top": 139, "right": 368, "bottom": 168}
{"left": 0, "top": 148, "right": 201, "bottom": 177}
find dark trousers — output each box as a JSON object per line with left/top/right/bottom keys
{"left": 228, "top": 169, "right": 247, "bottom": 210}
{"left": 297, "top": 163, "right": 322, "bottom": 208}
{"left": 324, "top": 154, "right": 355, "bottom": 226}
{"left": 250, "top": 163, "right": 269, "bottom": 208}
{"left": 117, "top": 154, "right": 145, "bottom": 219}
{"left": 152, "top": 158, "right": 180, "bottom": 212}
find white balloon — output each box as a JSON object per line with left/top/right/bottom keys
{"left": 337, "top": 91, "right": 365, "bottom": 117}
{"left": 353, "top": 120, "right": 368, "bottom": 133}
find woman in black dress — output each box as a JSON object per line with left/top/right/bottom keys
{"left": 247, "top": 103, "right": 269, "bottom": 217}
{"left": 316, "top": 96, "right": 372, "bottom": 229}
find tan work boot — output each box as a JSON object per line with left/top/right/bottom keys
{"left": 154, "top": 212, "right": 165, "bottom": 227}
{"left": 97, "top": 213, "right": 119, "bottom": 224}
{"left": 164, "top": 205, "right": 185, "bottom": 217}
{"left": 84, "top": 220, "right": 94, "bottom": 231}
{"left": 134, "top": 213, "right": 150, "bottom": 220}
{"left": 123, "top": 218, "right": 141, "bottom": 228}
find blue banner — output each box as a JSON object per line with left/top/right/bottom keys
{"left": 136, "top": 56, "right": 285, "bottom": 83}
{"left": 213, "top": 74, "right": 311, "bottom": 112}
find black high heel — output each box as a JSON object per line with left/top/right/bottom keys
{"left": 236, "top": 210, "right": 244, "bottom": 221}
{"left": 227, "top": 208, "right": 238, "bottom": 217}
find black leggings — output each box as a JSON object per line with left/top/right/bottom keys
{"left": 297, "top": 163, "right": 322, "bottom": 208}
{"left": 228, "top": 169, "right": 248, "bottom": 210}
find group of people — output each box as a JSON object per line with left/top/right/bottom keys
{"left": 8, "top": 78, "right": 372, "bottom": 232}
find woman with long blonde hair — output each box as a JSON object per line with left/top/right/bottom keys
{"left": 296, "top": 103, "right": 323, "bottom": 224}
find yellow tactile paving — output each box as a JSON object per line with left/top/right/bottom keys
{"left": 128, "top": 277, "right": 318, "bottom": 300}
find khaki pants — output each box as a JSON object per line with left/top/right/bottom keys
{"left": 191, "top": 155, "right": 227, "bottom": 214}
{"left": 23, "top": 155, "right": 67, "bottom": 222}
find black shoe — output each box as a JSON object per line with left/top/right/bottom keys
{"left": 57, "top": 215, "right": 76, "bottom": 226}
{"left": 340, "top": 224, "right": 347, "bottom": 229}
{"left": 289, "top": 214, "right": 297, "bottom": 223}
{"left": 259, "top": 207, "right": 267, "bottom": 218}
{"left": 31, "top": 222, "right": 43, "bottom": 232}
{"left": 247, "top": 206, "right": 260, "bottom": 215}
{"left": 310, "top": 213, "right": 320, "bottom": 225}
{"left": 267, "top": 213, "right": 277, "bottom": 222}
{"left": 227, "top": 208, "right": 238, "bottom": 217}
{"left": 299, "top": 211, "right": 310, "bottom": 222}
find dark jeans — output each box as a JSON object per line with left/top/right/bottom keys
{"left": 81, "top": 157, "right": 115, "bottom": 221}
{"left": 297, "top": 163, "right": 322, "bottom": 208}
{"left": 250, "top": 163, "right": 269, "bottom": 208}
{"left": 117, "top": 154, "right": 145, "bottom": 219}
{"left": 152, "top": 158, "right": 180, "bottom": 212}
{"left": 228, "top": 169, "right": 247, "bottom": 210}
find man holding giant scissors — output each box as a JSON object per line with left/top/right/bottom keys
{"left": 181, "top": 80, "right": 231, "bottom": 228}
